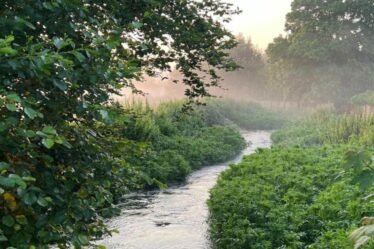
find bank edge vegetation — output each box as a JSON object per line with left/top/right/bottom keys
{"left": 209, "top": 112, "right": 374, "bottom": 249}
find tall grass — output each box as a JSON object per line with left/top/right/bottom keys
{"left": 272, "top": 110, "right": 374, "bottom": 146}
{"left": 203, "top": 99, "right": 287, "bottom": 130}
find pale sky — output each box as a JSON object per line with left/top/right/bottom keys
{"left": 226, "top": 0, "right": 293, "bottom": 50}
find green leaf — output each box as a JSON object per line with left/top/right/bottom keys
{"left": 6, "top": 103, "right": 17, "bottom": 112}
{"left": 0, "top": 162, "right": 10, "bottom": 171}
{"left": 36, "top": 131, "right": 48, "bottom": 138}
{"left": 72, "top": 51, "right": 86, "bottom": 62}
{"left": 22, "top": 176, "right": 36, "bottom": 182}
{"left": 9, "top": 174, "right": 27, "bottom": 189}
{"left": 53, "top": 37, "right": 65, "bottom": 50}
{"left": 0, "top": 47, "right": 17, "bottom": 56}
{"left": 24, "top": 107, "right": 39, "bottom": 119}
{"left": 2, "top": 215, "right": 15, "bottom": 227}
{"left": 144, "top": 11, "right": 153, "bottom": 18}
{"left": 63, "top": 140, "right": 73, "bottom": 149}
{"left": 2, "top": 35, "right": 14, "bottom": 44}
{"left": 53, "top": 80, "right": 68, "bottom": 91}
{"left": 42, "top": 126, "right": 57, "bottom": 135}
{"left": 37, "top": 197, "right": 49, "bottom": 207}
{"left": 44, "top": 197, "right": 53, "bottom": 203}
{"left": 23, "top": 192, "right": 37, "bottom": 205}
{"left": 15, "top": 16, "right": 36, "bottom": 30}
{"left": 0, "top": 122, "right": 6, "bottom": 132}
{"left": 77, "top": 234, "right": 89, "bottom": 245}
{"left": 0, "top": 234, "right": 7, "bottom": 242}
{"left": 43, "top": 2, "right": 55, "bottom": 11}
{"left": 6, "top": 93, "right": 21, "bottom": 102}
{"left": 131, "top": 21, "right": 143, "bottom": 29}
{"left": 42, "top": 138, "right": 55, "bottom": 149}
{"left": 25, "top": 130, "right": 36, "bottom": 138}
{"left": 15, "top": 215, "right": 27, "bottom": 225}
{"left": 0, "top": 176, "right": 16, "bottom": 187}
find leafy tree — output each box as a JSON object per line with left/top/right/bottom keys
{"left": 0, "top": 0, "right": 240, "bottom": 247}
{"left": 267, "top": 0, "right": 374, "bottom": 106}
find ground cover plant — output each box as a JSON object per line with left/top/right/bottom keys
{"left": 209, "top": 110, "right": 374, "bottom": 249}
{"left": 209, "top": 146, "right": 374, "bottom": 249}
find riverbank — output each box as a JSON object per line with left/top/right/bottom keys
{"left": 99, "top": 131, "right": 272, "bottom": 249}
{"left": 208, "top": 111, "right": 374, "bottom": 249}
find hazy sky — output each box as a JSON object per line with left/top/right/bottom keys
{"left": 226, "top": 0, "right": 293, "bottom": 50}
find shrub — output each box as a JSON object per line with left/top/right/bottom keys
{"left": 208, "top": 146, "right": 372, "bottom": 249}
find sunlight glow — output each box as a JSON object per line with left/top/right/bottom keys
{"left": 226, "top": 0, "right": 293, "bottom": 50}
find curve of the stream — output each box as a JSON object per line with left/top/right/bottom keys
{"left": 100, "top": 130, "right": 272, "bottom": 249}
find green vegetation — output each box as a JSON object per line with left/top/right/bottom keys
{"left": 272, "top": 111, "right": 374, "bottom": 147}
{"left": 266, "top": 1, "right": 374, "bottom": 106}
{"left": 0, "top": 92, "right": 285, "bottom": 247}
{"left": 0, "top": 0, "right": 244, "bottom": 247}
{"left": 209, "top": 111, "right": 374, "bottom": 249}
{"left": 209, "top": 146, "right": 374, "bottom": 249}
{"left": 204, "top": 100, "right": 286, "bottom": 130}
{"left": 352, "top": 91, "right": 374, "bottom": 106}
{"left": 0, "top": 99, "right": 250, "bottom": 248}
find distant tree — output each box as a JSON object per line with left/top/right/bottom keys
{"left": 267, "top": 0, "right": 374, "bottom": 105}
{"left": 220, "top": 35, "right": 270, "bottom": 100}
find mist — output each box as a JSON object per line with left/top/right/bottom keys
{"left": 4, "top": 1, "right": 374, "bottom": 248}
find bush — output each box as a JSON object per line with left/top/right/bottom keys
{"left": 102, "top": 101, "right": 247, "bottom": 187}
{"left": 208, "top": 146, "right": 372, "bottom": 249}
{"left": 157, "top": 126, "right": 246, "bottom": 169}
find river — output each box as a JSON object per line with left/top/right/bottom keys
{"left": 99, "top": 130, "right": 272, "bottom": 249}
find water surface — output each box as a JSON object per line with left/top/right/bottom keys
{"left": 100, "top": 131, "right": 272, "bottom": 249}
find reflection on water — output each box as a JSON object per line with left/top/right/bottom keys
{"left": 99, "top": 131, "right": 272, "bottom": 249}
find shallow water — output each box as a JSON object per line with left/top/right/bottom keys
{"left": 99, "top": 131, "right": 272, "bottom": 249}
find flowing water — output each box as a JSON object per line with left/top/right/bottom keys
{"left": 100, "top": 131, "right": 272, "bottom": 249}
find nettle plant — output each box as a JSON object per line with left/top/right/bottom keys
{"left": 344, "top": 149, "right": 374, "bottom": 248}
{"left": 0, "top": 0, "right": 240, "bottom": 248}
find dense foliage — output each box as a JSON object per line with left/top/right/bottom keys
{"left": 0, "top": 97, "right": 253, "bottom": 248}
{"left": 209, "top": 110, "right": 374, "bottom": 249}
{"left": 0, "top": 0, "right": 244, "bottom": 247}
{"left": 209, "top": 146, "right": 374, "bottom": 249}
